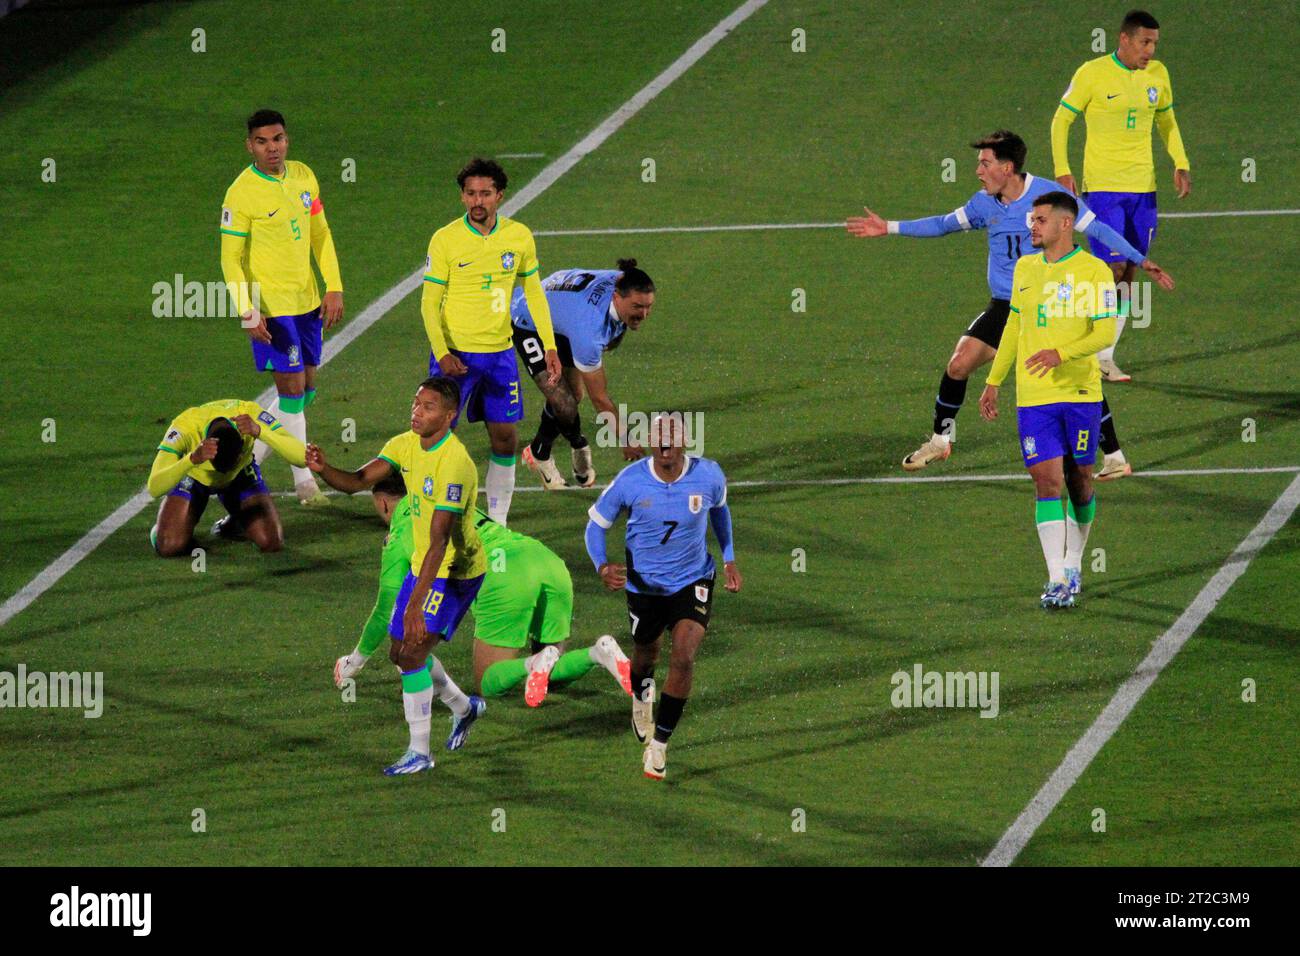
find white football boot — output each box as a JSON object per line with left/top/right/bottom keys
{"left": 521, "top": 446, "right": 567, "bottom": 490}
{"left": 643, "top": 739, "right": 667, "bottom": 781}
{"left": 902, "top": 433, "right": 952, "bottom": 471}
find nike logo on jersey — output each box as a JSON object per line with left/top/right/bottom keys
{"left": 458, "top": 260, "right": 473, "bottom": 268}
{"left": 268, "top": 210, "right": 279, "bottom": 217}
{"left": 1106, "top": 93, "right": 1120, "bottom": 99}
{"left": 1019, "top": 286, "right": 1030, "bottom": 292}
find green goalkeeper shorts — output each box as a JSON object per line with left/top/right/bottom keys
{"left": 473, "top": 540, "right": 572, "bottom": 649}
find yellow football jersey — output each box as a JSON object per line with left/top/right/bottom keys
{"left": 377, "top": 429, "right": 487, "bottom": 580}
{"left": 987, "top": 247, "right": 1118, "bottom": 407}
{"left": 1053, "top": 54, "right": 1187, "bottom": 193}
{"left": 220, "top": 160, "right": 342, "bottom": 317}
{"left": 152, "top": 399, "right": 303, "bottom": 492}
{"left": 422, "top": 214, "right": 540, "bottom": 353}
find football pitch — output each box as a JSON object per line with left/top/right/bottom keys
{"left": 2, "top": 0, "right": 1297, "bottom": 866}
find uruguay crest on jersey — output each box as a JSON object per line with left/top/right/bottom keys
{"left": 688, "top": 494, "right": 703, "bottom": 514}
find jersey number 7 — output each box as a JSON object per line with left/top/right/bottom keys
{"left": 660, "top": 520, "right": 678, "bottom": 544}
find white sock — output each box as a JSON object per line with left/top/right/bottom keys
{"left": 1064, "top": 499, "right": 1094, "bottom": 570}
{"left": 252, "top": 398, "right": 278, "bottom": 465}
{"left": 486, "top": 458, "right": 516, "bottom": 524}
{"left": 1035, "top": 499, "right": 1067, "bottom": 583}
{"left": 932, "top": 431, "right": 952, "bottom": 447}
{"left": 589, "top": 635, "right": 628, "bottom": 680}
{"left": 275, "top": 405, "right": 315, "bottom": 487}
{"left": 1098, "top": 313, "right": 1128, "bottom": 364}
{"left": 427, "top": 656, "right": 470, "bottom": 717}
{"left": 403, "top": 684, "right": 434, "bottom": 756}
{"left": 1106, "top": 448, "right": 1127, "bottom": 465}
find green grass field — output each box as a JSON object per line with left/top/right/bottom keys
{"left": 2, "top": 0, "right": 1297, "bottom": 866}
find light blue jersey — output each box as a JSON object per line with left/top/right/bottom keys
{"left": 893, "top": 172, "right": 1144, "bottom": 299}
{"left": 510, "top": 269, "right": 627, "bottom": 372}
{"left": 586, "top": 456, "right": 733, "bottom": 595}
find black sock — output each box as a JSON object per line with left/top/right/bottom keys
{"left": 557, "top": 411, "right": 586, "bottom": 449}
{"left": 653, "top": 693, "right": 687, "bottom": 743}
{"left": 631, "top": 666, "right": 654, "bottom": 704}
{"left": 1099, "top": 397, "right": 1121, "bottom": 455}
{"left": 530, "top": 406, "right": 561, "bottom": 460}
{"left": 933, "top": 373, "right": 967, "bottom": 437}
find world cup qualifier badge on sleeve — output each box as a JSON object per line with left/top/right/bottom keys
{"left": 446, "top": 483, "right": 463, "bottom": 504}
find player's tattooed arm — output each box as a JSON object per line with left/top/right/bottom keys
{"left": 305, "top": 446, "right": 393, "bottom": 494}
{"left": 1140, "top": 259, "right": 1175, "bottom": 290}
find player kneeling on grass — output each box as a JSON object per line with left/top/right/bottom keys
{"left": 510, "top": 260, "right": 657, "bottom": 489}
{"left": 306, "top": 377, "right": 487, "bottom": 776}
{"left": 979, "top": 192, "right": 1115, "bottom": 609}
{"left": 333, "top": 481, "right": 633, "bottom": 706}
{"left": 584, "top": 412, "right": 742, "bottom": 781}
{"left": 147, "top": 399, "right": 306, "bottom": 556}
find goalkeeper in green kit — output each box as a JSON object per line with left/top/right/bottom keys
{"left": 334, "top": 473, "right": 632, "bottom": 705}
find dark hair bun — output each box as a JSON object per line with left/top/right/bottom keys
{"left": 616, "top": 258, "right": 638, "bottom": 271}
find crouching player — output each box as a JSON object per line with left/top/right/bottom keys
{"left": 147, "top": 399, "right": 306, "bottom": 556}
{"left": 306, "top": 376, "right": 486, "bottom": 775}
{"left": 333, "top": 489, "right": 633, "bottom": 706}
{"left": 585, "top": 413, "right": 742, "bottom": 780}
{"left": 978, "top": 192, "right": 1116, "bottom": 608}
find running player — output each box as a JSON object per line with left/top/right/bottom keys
{"left": 332, "top": 492, "right": 633, "bottom": 707}
{"left": 422, "top": 158, "right": 561, "bottom": 525}
{"left": 510, "top": 259, "right": 657, "bottom": 490}
{"left": 305, "top": 377, "right": 487, "bottom": 775}
{"left": 846, "top": 130, "right": 1172, "bottom": 481}
{"left": 584, "top": 413, "right": 742, "bottom": 781}
{"left": 1052, "top": 9, "right": 1191, "bottom": 382}
{"left": 147, "top": 399, "right": 306, "bottom": 556}
{"left": 978, "top": 192, "right": 1116, "bottom": 608}
{"left": 220, "top": 109, "right": 343, "bottom": 505}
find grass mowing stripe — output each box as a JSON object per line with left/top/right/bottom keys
{"left": 981, "top": 471, "right": 1300, "bottom": 867}
{"left": 0, "top": 0, "right": 769, "bottom": 630}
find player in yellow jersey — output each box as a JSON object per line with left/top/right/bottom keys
{"left": 305, "top": 377, "right": 488, "bottom": 775}
{"left": 421, "top": 158, "right": 562, "bottom": 526}
{"left": 147, "top": 399, "right": 307, "bottom": 557}
{"left": 1051, "top": 10, "right": 1190, "bottom": 390}
{"left": 979, "top": 193, "right": 1118, "bottom": 610}
{"left": 220, "top": 110, "right": 344, "bottom": 506}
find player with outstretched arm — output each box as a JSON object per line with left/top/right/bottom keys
{"left": 306, "top": 377, "right": 487, "bottom": 775}
{"left": 978, "top": 192, "right": 1117, "bottom": 609}
{"left": 847, "top": 130, "right": 1172, "bottom": 481}
{"left": 584, "top": 412, "right": 741, "bottom": 780}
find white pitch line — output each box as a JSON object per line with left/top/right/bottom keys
{"left": 0, "top": 0, "right": 769, "bottom": 630}
{"left": 497, "top": 152, "right": 546, "bottom": 159}
{"left": 534, "top": 208, "right": 1300, "bottom": 238}
{"left": 268, "top": 464, "right": 1300, "bottom": 499}
{"left": 982, "top": 470, "right": 1300, "bottom": 868}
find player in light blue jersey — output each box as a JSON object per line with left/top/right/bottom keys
{"left": 511, "top": 259, "right": 656, "bottom": 490}
{"left": 584, "top": 413, "right": 741, "bottom": 780}
{"left": 847, "top": 130, "right": 1174, "bottom": 480}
